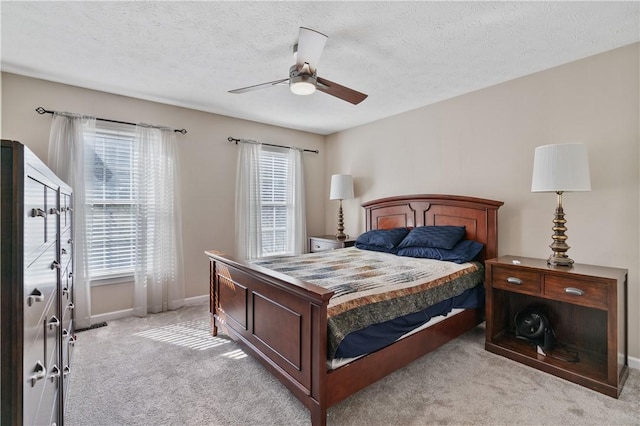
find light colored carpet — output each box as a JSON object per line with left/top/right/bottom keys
{"left": 66, "top": 303, "right": 639, "bottom": 425}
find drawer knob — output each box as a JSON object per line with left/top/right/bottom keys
{"left": 27, "top": 288, "right": 44, "bottom": 306}
{"left": 49, "top": 207, "right": 60, "bottom": 215}
{"left": 61, "top": 248, "right": 67, "bottom": 255}
{"left": 51, "top": 260, "right": 61, "bottom": 269}
{"left": 31, "top": 208, "right": 46, "bottom": 218}
{"left": 29, "top": 361, "right": 46, "bottom": 387}
{"left": 48, "top": 316, "right": 60, "bottom": 330}
{"left": 49, "top": 365, "right": 60, "bottom": 383}
{"left": 564, "top": 287, "right": 585, "bottom": 296}
{"left": 63, "top": 365, "right": 71, "bottom": 377}
{"left": 506, "top": 277, "right": 524, "bottom": 285}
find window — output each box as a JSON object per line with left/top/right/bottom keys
{"left": 259, "top": 148, "right": 290, "bottom": 256}
{"left": 235, "top": 142, "right": 305, "bottom": 261}
{"left": 85, "top": 122, "right": 138, "bottom": 279}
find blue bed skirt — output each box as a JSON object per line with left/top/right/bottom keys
{"left": 334, "top": 284, "right": 485, "bottom": 359}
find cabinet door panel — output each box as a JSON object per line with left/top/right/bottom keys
{"left": 24, "top": 176, "right": 47, "bottom": 262}
{"left": 24, "top": 244, "right": 58, "bottom": 352}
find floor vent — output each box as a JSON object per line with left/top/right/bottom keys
{"left": 76, "top": 321, "right": 108, "bottom": 333}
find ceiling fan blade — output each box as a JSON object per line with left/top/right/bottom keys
{"left": 296, "top": 27, "right": 328, "bottom": 73}
{"left": 228, "top": 78, "right": 289, "bottom": 94}
{"left": 316, "top": 77, "right": 368, "bottom": 105}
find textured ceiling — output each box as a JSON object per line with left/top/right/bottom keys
{"left": 2, "top": 1, "right": 639, "bottom": 135}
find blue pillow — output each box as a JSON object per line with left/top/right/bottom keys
{"left": 355, "top": 228, "right": 410, "bottom": 252}
{"left": 397, "top": 226, "right": 466, "bottom": 250}
{"left": 396, "top": 239, "right": 484, "bottom": 263}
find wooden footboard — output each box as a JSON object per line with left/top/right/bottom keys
{"left": 207, "top": 251, "right": 334, "bottom": 425}
{"left": 208, "top": 194, "right": 502, "bottom": 425}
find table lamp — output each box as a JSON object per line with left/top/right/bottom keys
{"left": 531, "top": 143, "right": 591, "bottom": 266}
{"left": 329, "top": 174, "right": 354, "bottom": 240}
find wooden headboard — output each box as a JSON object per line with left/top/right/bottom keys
{"left": 362, "top": 194, "right": 503, "bottom": 262}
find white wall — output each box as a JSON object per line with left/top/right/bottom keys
{"left": 325, "top": 43, "right": 640, "bottom": 359}
{"left": 1, "top": 73, "right": 326, "bottom": 315}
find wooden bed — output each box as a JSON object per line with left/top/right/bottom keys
{"left": 206, "top": 194, "right": 502, "bottom": 425}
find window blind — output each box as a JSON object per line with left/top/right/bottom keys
{"left": 85, "top": 122, "right": 138, "bottom": 277}
{"left": 259, "top": 148, "right": 290, "bottom": 256}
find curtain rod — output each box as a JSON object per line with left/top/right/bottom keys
{"left": 227, "top": 137, "right": 319, "bottom": 154}
{"left": 36, "top": 107, "right": 187, "bottom": 135}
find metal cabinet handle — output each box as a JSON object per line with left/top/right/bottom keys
{"left": 27, "top": 288, "right": 44, "bottom": 306}
{"left": 62, "top": 286, "right": 69, "bottom": 296}
{"left": 62, "top": 328, "right": 69, "bottom": 337}
{"left": 31, "top": 208, "right": 47, "bottom": 218}
{"left": 49, "top": 207, "right": 60, "bottom": 215}
{"left": 49, "top": 365, "right": 60, "bottom": 383}
{"left": 63, "top": 366, "right": 71, "bottom": 377}
{"left": 69, "top": 336, "right": 76, "bottom": 346}
{"left": 48, "top": 316, "right": 60, "bottom": 330}
{"left": 68, "top": 238, "right": 73, "bottom": 244}
{"left": 61, "top": 248, "right": 67, "bottom": 255}
{"left": 565, "top": 287, "right": 585, "bottom": 296}
{"left": 506, "top": 277, "right": 524, "bottom": 285}
{"left": 51, "top": 260, "right": 61, "bottom": 269}
{"left": 30, "top": 361, "right": 46, "bottom": 387}
{"left": 67, "top": 302, "right": 75, "bottom": 311}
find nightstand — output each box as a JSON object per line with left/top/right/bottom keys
{"left": 309, "top": 235, "right": 356, "bottom": 253}
{"left": 484, "top": 255, "right": 628, "bottom": 398}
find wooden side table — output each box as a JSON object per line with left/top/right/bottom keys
{"left": 308, "top": 235, "right": 355, "bottom": 253}
{"left": 484, "top": 255, "right": 628, "bottom": 398}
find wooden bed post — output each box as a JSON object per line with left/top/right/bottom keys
{"left": 209, "top": 258, "right": 217, "bottom": 336}
{"left": 310, "top": 299, "right": 329, "bottom": 426}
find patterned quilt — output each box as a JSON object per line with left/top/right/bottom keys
{"left": 252, "top": 247, "right": 483, "bottom": 359}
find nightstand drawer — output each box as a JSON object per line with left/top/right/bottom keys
{"left": 543, "top": 275, "right": 608, "bottom": 310}
{"left": 491, "top": 266, "right": 541, "bottom": 295}
{"left": 308, "top": 236, "right": 355, "bottom": 253}
{"left": 310, "top": 239, "right": 341, "bottom": 252}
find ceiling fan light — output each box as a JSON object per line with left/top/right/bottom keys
{"left": 289, "top": 65, "right": 317, "bottom": 96}
{"left": 290, "top": 80, "right": 316, "bottom": 95}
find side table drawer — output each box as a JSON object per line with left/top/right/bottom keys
{"left": 491, "top": 266, "right": 541, "bottom": 295}
{"left": 543, "top": 275, "right": 608, "bottom": 310}
{"left": 310, "top": 239, "right": 340, "bottom": 252}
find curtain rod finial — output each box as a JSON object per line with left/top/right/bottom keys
{"left": 36, "top": 107, "right": 47, "bottom": 114}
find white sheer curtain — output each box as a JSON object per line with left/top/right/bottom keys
{"left": 235, "top": 142, "right": 262, "bottom": 260}
{"left": 287, "top": 148, "right": 307, "bottom": 255}
{"left": 47, "top": 113, "right": 95, "bottom": 330}
{"left": 133, "top": 125, "right": 185, "bottom": 316}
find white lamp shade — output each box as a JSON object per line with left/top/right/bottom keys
{"left": 329, "top": 174, "right": 354, "bottom": 200}
{"left": 531, "top": 143, "right": 591, "bottom": 192}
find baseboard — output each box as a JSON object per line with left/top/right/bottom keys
{"left": 630, "top": 355, "right": 640, "bottom": 370}
{"left": 89, "top": 294, "right": 209, "bottom": 324}
{"left": 91, "top": 308, "right": 134, "bottom": 324}
{"left": 184, "top": 294, "right": 209, "bottom": 306}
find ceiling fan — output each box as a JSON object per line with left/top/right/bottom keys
{"left": 228, "top": 27, "right": 368, "bottom": 105}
